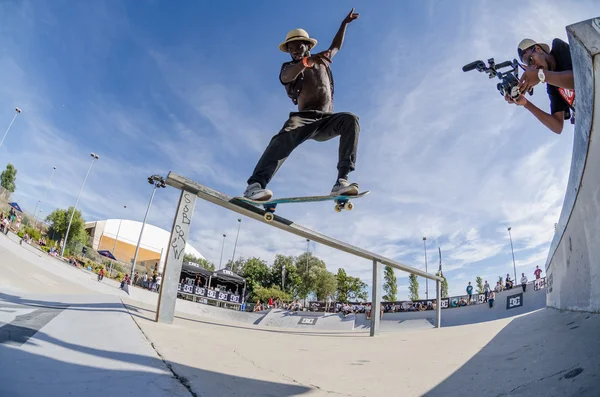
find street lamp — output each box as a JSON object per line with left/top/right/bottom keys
{"left": 112, "top": 205, "right": 127, "bottom": 257}
{"left": 230, "top": 218, "right": 242, "bottom": 267}
{"left": 0, "top": 107, "right": 22, "bottom": 151}
{"left": 507, "top": 227, "right": 517, "bottom": 283}
{"left": 61, "top": 153, "right": 99, "bottom": 257}
{"left": 219, "top": 233, "right": 227, "bottom": 269}
{"left": 131, "top": 175, "right": 166, "bottom": 283}
{"left": 35, "top": 166, "right": 56, "bottom": 228}
{"left": 305, "top": 239, "right": 310, "bottom": 307}
{"left": 423, "top": 237, "right": 428, "bottom": 300}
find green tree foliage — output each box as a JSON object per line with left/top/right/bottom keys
{"left": 0, "top": 163, "right": 17, "bottom": 193}
{"left": 240, "top": 257, "right": 271, "bottom": 299}
{"left": 383, "top": 266, "right": 398, "bottom": 301}
{"left": 295, "top": 252, "right": 326, "bottom": 301}
{"left": 46, "top": 207, "right": 88, "bottom": 247}
{"left": 335, "top": 268, "right": 368, "bottom": 302}
{"left": 270, "top": 254, "right": 301, "bottom": 295}
{"left": 436, "top": 270, "right": 449, "bottom": 298}
{"left": 223, "top": 257, "right": 245, "bottom": 274}
{"left": 252, "top": 285, "right": 291, "bottom": 303}
{"left": 475, "top": 276, "right": 484, "bottom": 294}
{"left": 408, "top": 273, "right": 419, "bottom": 301}
{"left": 313, "top": 267, "right": 337, "bottom": 301}
{"left": 183, "top": 253, "right": 215, "bottom": 271}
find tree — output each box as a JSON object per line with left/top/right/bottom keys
{"left": 1, "top": 163, "right": 17, "bottom": 193}
{"left": 475, "top": 276, "right": 484, "bottom": 294}
{"left": 313, "top": 267, "right": 337, "bottom": 301}
{"left": 239, "top": 257, "right": 271, "bottom": 300}
{"left": 253, "top": 285, "right": 291, "bottom": 303}
{"left": 223, "top": 257, "right": 245, "bottom": 274}
{"left": 335, "top": 268, "right": 368, "bottom": 302}
{"left": 408, "top": 273, "right": 419, "bottom": 301}
{"left": 295, "top": 252, "right": 327, "bottom": 301}
{"left": 383, "top": 266, "right": 398, "bottom": 301}
{"left": 183, "top": 253, "right": 215, "bottom": 271}
{"left": 436, "top": 270, "right": 449, "bottom": 298}
{"left": 46, "top": 207, "right": 87, "bottom": 247}
{"left": 270, "top": 254, "right": 301, "bottom": 295}
{"left": 498, "top": 276, "right": 504, "bottom": 289}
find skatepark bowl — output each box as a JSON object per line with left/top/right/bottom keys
{"left": 1, "top": 17, "right": 600, "bottom": 397}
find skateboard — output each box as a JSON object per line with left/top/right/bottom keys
{"left": 234, "top": 191, "right": 370, "bottom": 222}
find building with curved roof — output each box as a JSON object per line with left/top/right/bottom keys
{"left": 85, "top": 219, "right": 205, "bottom": 273}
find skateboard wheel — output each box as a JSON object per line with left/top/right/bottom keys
{"left": 264, "top": 213, "right": 274, "bottom": 222}
{"left": 334, "top": 205, "right": 342, "bottom": 213}
{"left": 344, "top": 202, "right": 354, "bottom": 211}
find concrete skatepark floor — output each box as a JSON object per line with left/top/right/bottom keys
{"left": 1, "top": 232, "right": 599, "bottom": 396}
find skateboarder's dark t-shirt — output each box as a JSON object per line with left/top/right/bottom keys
{"left": 280, "top": 60, "right": 335, "bottom": 105}
{"left": 546, "top": 38, "right": 575, "bottom": 118}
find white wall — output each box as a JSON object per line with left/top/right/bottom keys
{"left": 545, "top": 18, "right": 600, "bottom": 313}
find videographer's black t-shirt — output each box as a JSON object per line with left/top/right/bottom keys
{"left": 546, "top": 38, "right": 575, "bottom": 116}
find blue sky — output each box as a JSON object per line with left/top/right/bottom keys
{"left": 0, "top": 0, "right": 597, "bottom": 298}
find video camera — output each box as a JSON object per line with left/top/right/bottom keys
{"left": 462, "top": 58, "right": 533, "bottom": 99}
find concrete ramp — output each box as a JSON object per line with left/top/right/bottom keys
{"left": 257, "top": 309, "right": 356, "bottom": 331}
{"left": 0, "top": 292, "right": 190, "bottom": 397}
{"left": 545, "top": 17, "right": 600, "bottom": 312}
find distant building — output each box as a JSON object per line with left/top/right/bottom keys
{"left": 84, "top": 219, "right": 204, "bottom": 273}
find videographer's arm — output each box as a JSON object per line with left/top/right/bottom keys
{"left": 523, "top": 100, "right": 565, "bottom": 134}
{"left": 544, "top": 70, "right": 574, "bottom": 90}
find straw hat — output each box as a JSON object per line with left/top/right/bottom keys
{"left": 517, "top": 38, "right": 550, "bottom": 62}
{"left": 279, "top": 28, "right": 318, "bottom": 53}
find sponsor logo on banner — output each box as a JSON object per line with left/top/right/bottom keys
{"left": 183, "top": 284, "right": 194, "bottom": 294}
{"left": 218, "top": 292, "right": 228, "bottom": 301}
{"left": 440, "top": 299, "right": 449, "bottom": 309}
{"left": 298, "top": 317, "right": 318, "bottom": 325}
{"left": 506, "top": 293, "right": 523, "bottom": 309}
{"left": 477, "top": 294, "right": 485, "bottom": 304}
{"left": 177, "top": 283, "right": 182, "bottom": 292}
{"left": 206, "top": 289, "right": 217, "bottom": 299}
{"left": 534, "top": 277, "right": 546, "bottom": 291}
{"left": 229, "top": 295, "right": 240, "bottom": 303}
{"left": 195, "top": 287, "right": 205, "bottom": 296}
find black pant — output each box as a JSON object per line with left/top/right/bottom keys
{"left": 248, "top": 111, "right": 360, "bottom": 188}
{"left": 522, "top": 283, "right": 527, "bottom": 292}
{"left": 484, "top": 291, "right": 488, "bottom": 302}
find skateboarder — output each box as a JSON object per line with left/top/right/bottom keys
{"left": 244, "top": 9, "right": 361, "bottom": 201}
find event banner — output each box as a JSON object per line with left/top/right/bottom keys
{"left": 308, "top": 277, "right": 546, "bottom": 312}
{"left": 177, "top": 283, "right": 241, "bottom": 303}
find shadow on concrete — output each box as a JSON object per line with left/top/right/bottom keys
{"left": 0, "top": 323, "right": 313, "bottom": 397}
{"left": 424, "top": 309, "right": 600, "bottom": 396}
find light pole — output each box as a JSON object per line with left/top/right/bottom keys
{"left": 0, "top": 107, "right": 22, "bottom": 152}
{"left": 305, "top": 239, "right": 310, "bottom": 307}
{"left": 35, "top": 166, "right": 56, "bottom": 228}
{"left": 112, "top": 205, "right": 127, "bottom": 257}
{"left": 423, "top": 237, "right": 428, "bottom": 300}
{"left": 61, "top": 153, "right": 99, "bottom": 257}
{"left": 507, "top": 227, "right": 517, "bottom": 283}
{"left": 230, "top": 218, "right": 242, "bottom": 267}
{"left": 219, "top": 233, "right": 227, "bottom": 269}
{"left": 131, "top": 175, "right": 166, "bottom": 284}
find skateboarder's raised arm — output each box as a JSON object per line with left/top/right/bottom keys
{"left": 328, "top": 8, "right": 359, "bottom": 59}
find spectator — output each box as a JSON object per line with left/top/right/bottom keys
{"left": 488, "top": 290, "right": 496, "bottom": 308}
{"left": 495, "top": 281, "right": 503, "bottom": 293}
{"left": 534, "top": 265, "right": 542, "bottom": 279}
{"left": 466, "top": 282, "right": 473, "bottom": 304}
{"left": 505, "top": 274, "right": 513, "bottom": 290}
{"left": 268, "top": 296, "right": 274, "bottom": 309}
{"left": 483, "top": 280, "right": 491, "bottom": 302}
{"left": 521, "top": 273, "right": 528, "bottom": 292}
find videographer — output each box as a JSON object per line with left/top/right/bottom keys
{"left": 506, "top": 38, "right": 575, "bottom": 135}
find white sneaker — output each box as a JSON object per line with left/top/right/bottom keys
{"left": 243, "top": 182, "right": 273, "bottom": 201}
{"left": 330, "top": 179, "right": 359, "bottom": 196}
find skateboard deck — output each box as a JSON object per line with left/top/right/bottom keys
{"left": 233, "top": 191, "right": 370, "bottom": 222}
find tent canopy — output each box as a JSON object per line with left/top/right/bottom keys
{"left": 214, "top": 268, "right": 245, "bottom": 285}
{"left": 98, "top": 250, "right": 116, "bottom": 260}
{"left": 8, "top": 202, "right": 22, "bottom": 212}
{"left": 182, "top": 261, "right": 213, "bottom": 277}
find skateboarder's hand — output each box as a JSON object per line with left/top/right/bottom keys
{"left": 505, "top": 92, "right": 527, "bottom": 106}
{"left": 343, "top": 8, "right": 359, "bottom": 24}
{"left": 308, "top": 50, "right": 332, "bottom": 67}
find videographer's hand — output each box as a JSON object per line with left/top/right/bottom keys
{"left": 505, "top": 92, "right": 527, "bottom": 106}
{"left": 518, "top": 65, "right": 541, "bottom": 95}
